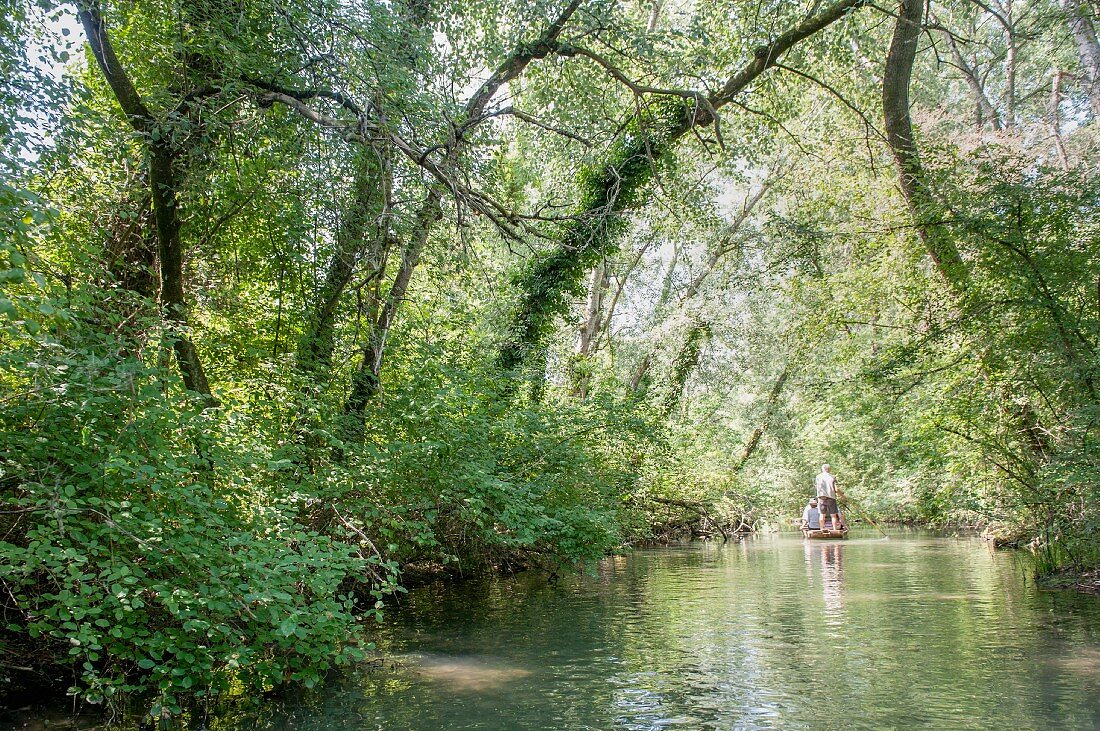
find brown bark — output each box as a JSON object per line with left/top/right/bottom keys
{"left": 629, "top": 353, "right": 653, "bottom": 394}
{"left": 883, "top": 0, "right": 972, "bottom": 295}
{"left": 883, "top": 0, "right": 1056, "bottom": 471}
{"left": 79, "top": 1, "right": 214, "bottom": 402}
{"left": 299, "top": 147, "right": 391, "bottom": 375}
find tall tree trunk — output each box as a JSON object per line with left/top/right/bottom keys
{"left": 937, "top": 26, "right": 1002, "bottom": 130}
{"left": 733, "top": 367, "right": 789, "bottom": 471}
{"left": 1050, "top": 70, "right": 1071, "bottom": 169}
{"left": 341, "top": 1, "right": 585, "bottom": 419}
{"left": 569, "top": 258, "right": 609, "bottom": 398}
{"left": 629, "top": 353, "right": 653, "bottom": 394}
{"left": 629, "top": 178, "right": 770, "bottom": 394}
{"left": 343, "top": 190, "right": 442, "bottom": 419}
{"left": 882, "top": 0, "right": 1056, "bottom": 471}
{"left": 577, "top": 259, "right": 608, "bottom": 359}
{"left": 303, "top": 0, "right": 430, "bottom": 386}
{"left": 882, "top": 0, "right": 972, "bottom": 295}
{"left": 298, "top": 147, "right": 391, "bottom": 375}
{"left": 1004, "top": 4, "right": 1017, "bottom": 129}
{"left": 659, "top": 319, "right": 711, "bottom": 418}
{"left": 79, "top": 1, "right": 214, "bottom": 403}
{"left": 149, "top": 145, "right": 213, "bottom": 399}
{"left": 646, "top": 0, "right": 663, "bottom": 33}
{"left": 1061, "top": 0, "right": 1100, "bottom": 118}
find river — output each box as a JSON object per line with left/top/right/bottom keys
{"left": 12, "top": 531, "right": 1100, "bottom": 729}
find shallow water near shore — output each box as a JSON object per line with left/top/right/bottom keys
{"left": 11, "top": 530, "right": 1100, "bottom": 730}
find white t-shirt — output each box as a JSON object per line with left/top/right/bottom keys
{"left": 801, "top": 504, "right": 822, "bottom": 529}
{"left": 815, "top": 471, "right": 837, "bottom": 499}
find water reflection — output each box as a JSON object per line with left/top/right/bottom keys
{"left": 803, "top": 540, "right": 845, "bottom": 620}
{"left": 15, "top": 533, "right": 1100, "bottom": 731}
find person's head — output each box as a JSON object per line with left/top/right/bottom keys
{"left": 821, "top": 463, "right": 830, "bottom": 473}
{"left": 808, "top": 498, "right": 818, "bottom": 508}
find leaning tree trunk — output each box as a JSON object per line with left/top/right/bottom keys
{"left": 301, "top": 0, "right": 432, "bottom": 382}
{"left": 298, "top": 147, "right": 391, "bottom": 377}
{"left": 938, "top": 26, "right": 1002, "bottom": 131}
{"left": 733, "top": 367, "right": 790, "bottom": 472}
{"left": 883, "top": 0, "right": 972, "bottom": 295}
{"left": 628, "top": 178, "right": 771, "bottom": 392}
{"left": 79, "top": 1, "right": 214, "bottom": 403}
{"left": 882, "top": 0, "right": 1058, "bottom": 474}
{"left": 659, "top": 319, "right": 711, "bottom": 418}
{"left": 340, "top": 1, "right": 586, "bottom": 421}
{"left": 496, "top": 0, "right": 870, "bottom": 381}
{"left": 343, "top": 190, "right": 442, "bottom": 419}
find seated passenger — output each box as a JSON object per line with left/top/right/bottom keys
{"left": 800, "top": 498, "right": 822, "bottom": 531}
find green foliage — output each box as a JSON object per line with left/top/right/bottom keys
{"left": 0, "top": 293, "right": 375, "bottom": 716}
{"left": 6, "top": 0, "right": 1100, "bottom": 720}
{"left": 501, "top": 98, "right": 693, "bottom": 372}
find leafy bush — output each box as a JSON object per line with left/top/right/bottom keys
{"left": 0, "top": 281, "right": 381, "bottom": 716}
{"left": 331, "top": 347, "right": 636, "bottom": 574}
{"left": 0, "top": 254, "right": 635, "bottom": 716}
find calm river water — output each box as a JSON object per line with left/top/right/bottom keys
{"left": 14, "top": 531, "right": 1100, "bottom": 730}
{"left": 221, "top": 530, "right": 1100, "bottom": 730}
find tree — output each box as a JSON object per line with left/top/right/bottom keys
{"left": 78, "top": 1, "right": 214, "bottom": 400}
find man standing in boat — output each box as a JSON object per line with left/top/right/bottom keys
{"left": 814, "top": 464, "right": 844, "bottom": 531}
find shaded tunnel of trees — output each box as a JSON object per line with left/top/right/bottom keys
{"left": 1, "top": 0, "right": 1099, "bottom": 716}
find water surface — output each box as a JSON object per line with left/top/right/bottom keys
{"left": 14, "top": 531, "right": 1100, "bottom": 730}
{"left": 234, "top": 530, "right": 1100, "bottom": 730}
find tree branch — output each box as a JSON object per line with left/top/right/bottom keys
{"left": 76, "top": 0, "right": 154, "bottom": 131}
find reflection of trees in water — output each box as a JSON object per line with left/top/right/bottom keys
{"left": 802, "top": 541, "right": 846, "bottom": 629}
{"left": 201, "top": 538, "right": 1100, "bottom": 731}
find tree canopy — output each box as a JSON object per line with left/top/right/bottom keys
{"left": 1, "top": 0, "right": 1098, "bottom": 718}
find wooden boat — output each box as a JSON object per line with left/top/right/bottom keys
{"left": 802, "top": 527, "right": 849, "bottom": 539}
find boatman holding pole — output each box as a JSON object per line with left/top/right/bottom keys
{"left": 814, "top": 464, "right": 844, "bottom": 531}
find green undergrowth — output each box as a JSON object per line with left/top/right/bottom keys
{"left": 0, "top": 274, "right": 644, "bottom": 718}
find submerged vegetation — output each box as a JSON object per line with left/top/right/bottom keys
{"left": 1, "top": 0, "right": 1098, "bottom": 718}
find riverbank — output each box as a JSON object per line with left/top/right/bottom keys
{"left": 7, "top": 520, "right": 1097, "bottom": 727}
{"left": 1039, "top": 567, "right": 1100, "bottom": 594}
{"left": 17, "top": 533, "right": 1100, "bottom": 730}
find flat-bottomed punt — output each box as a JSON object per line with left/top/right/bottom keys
{"left": 802, "top": 528, "right": 848, "bottom": 539}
